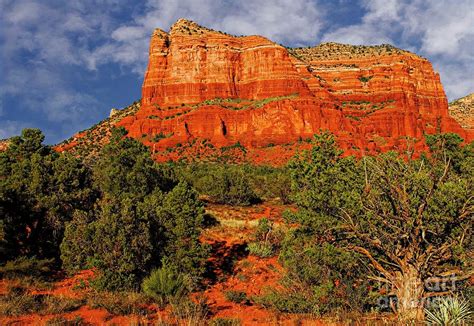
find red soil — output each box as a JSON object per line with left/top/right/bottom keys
{"left": 0, "top": 203, "right": 374, "bottom": 325}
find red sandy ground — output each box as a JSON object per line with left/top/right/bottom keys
{"left": 1, "top": 202, "right": 380, "bottom": 325}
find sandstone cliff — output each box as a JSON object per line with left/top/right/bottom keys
{"left": 115, "top": 18, "right": 470, "bottom": 162}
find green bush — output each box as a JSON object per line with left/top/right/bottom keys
{"left": 62, "top": 181, "right": 209, "bottom": 292}
{"left": 206, "top": 168, "right": 260, "bottom": 205}
{"left": 155, "top": 181, "right": 210, "bottom": 280}
{"left": 174, "top": 163, "right": 292, "bottom": 203}
{"left": 87, "top": 198, "right": 155, "bottom": 291}
{"left": 60, "top": 211, "right": 95, "bottom": 274}
{"left": 142, "top": 266, "right": 188, "bottom": 306}
{"left": 253, "top": 288, "right": 318, "bottom": 314}
{"left": 60, "top": 131, "right": 207, "bottom": 292}
{"left": 247, "top": 218, "right": 283, "bottom": 258}
{"left": 0, "top": 128, "right": 97, "bottom": 261}
{"left": 283, "top": 132, "right": 474, "bottom": 319}
{"left": 247, "top": 242, "right": 274, "bottom": 258}
{"left": 0, "top": 257, "right": 55, "bottom": 279}
{"left": 224, "top": 290, "right": 249, "bottom": 304}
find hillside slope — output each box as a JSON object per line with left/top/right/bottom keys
{"left": 449, "top": 93, "right": 474, "bottom": 132}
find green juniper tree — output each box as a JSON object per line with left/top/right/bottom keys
{"left": 284, "top": 132, "right": 473, "bottom": 321}
{"left": 60, "top": 128, "right": 208, "bottom": 291}
{"left": 0, "top": 129, "right": 96, "bottom": 260}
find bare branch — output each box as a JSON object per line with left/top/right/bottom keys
{"left": 350, "top": 245, "right": 393, "bottom": 279}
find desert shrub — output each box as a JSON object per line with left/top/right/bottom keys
{"left": 0, "top": 286, "right": 83, "bottom": 316}
{"left": 41, "top": 295, "right": 84, "bottom": 314}
{"left": 175, "top": 163, "right": 292, "bottom": 203}
{"left": 247, "top": 242, "right": 274, "bottom": 258}
{"left": 169, "top": 296, "right": 209, "bottom": 325}
{"left": 0, "top": 256, "right": 55, "bottom": 279}
{"left": 224, "top": 290, "right": 249, "bottom": 304}
{"left": 0, "top": 286, "right": 44, "bottom": 316}
{"left": 205, "top": 168, "right": 259, "bottom": 205}
{"left": 142, "top": 265, "right": 188, "bottom": 306}
{"left": 62, "top": 181, "right": 209, "bottom": 291}
{"left": 425, "top": 296, "right": 473, "bottom": 325}
{"left": 92, "top": 127, "right": 175, "bottom": 199}
{"left": 263, "top": 170, "right": 292, "bottom": 204}
{"left": 87, "top": 197, "right": 155, "bottom": 291}
{"left": 153, "top": 181, "right": 210, "bottom": 281}
{"left": 86, "top": 291, "right": 150, "bottom": 316}
{"left": 61, "top": 130, "right": 208, "bottom": 291}
{"left": 178, "top": 164, "right": 259, "bottom": 205}
{"left": 60, "top": 211, "right": 96, "bottom": 273}
{"left": 210, "top": 317, "right": 241, "bottom": 326}
{"left": 247, "top": 218, "right": 283, "bottom": 258}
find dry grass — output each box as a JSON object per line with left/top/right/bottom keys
{"left": 86, "top": 290, "right": 151, "bottom": 316}
{"left": 0, "top": 286, "right": 83, "bottom": 317}
{"left": 169, "top": 296, "right": 210, "bottom": 326}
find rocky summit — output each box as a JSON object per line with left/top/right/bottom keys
{"left": 449, "top": 93, "right": 474, "bottom": 133}
{"left": 70, "top": 19, "right": 471, "bottom": 163}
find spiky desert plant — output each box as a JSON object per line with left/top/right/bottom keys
{"left": 142, "top": 266, "right": 187, "bottom": 307}
{"left": 425, "top": 296, "right": 473, "bottom": 325}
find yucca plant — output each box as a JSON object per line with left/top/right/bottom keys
{"left": 141, "top": 266, "right": 188, "bottom": 307}
{"left": 425, "top": 296, "right": 473, "bottom": 325}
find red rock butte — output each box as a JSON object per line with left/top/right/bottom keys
{"left": 117, "top": 18, "right": 471, "bottom": 160}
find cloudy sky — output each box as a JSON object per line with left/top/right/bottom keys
{"left": 1, "top": 0, "right": 473, "bottom": 143}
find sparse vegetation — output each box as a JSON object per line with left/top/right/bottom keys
{"left": 358, "top": 75, "right": 373, "bottom": 83}
{"left": 210, "top": 317, "right": 241, "bottom": 326}
{"left": 224, "top": 290, "right": 249, "bottom": 304}
{"left": 142, "top": 265, "right": 188, "bottom": 306}
{"left": 247, "top": 218, "right": 283, "bottom": 257}
{"left": 0, "top": 286, "right": 83, "bottom": 316}
{"left": 86, "top": 291, "right": 150, "bottom": 315}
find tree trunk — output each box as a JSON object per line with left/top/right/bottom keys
{"left": 393, "top": 267, "right": 425, "bottom": 322}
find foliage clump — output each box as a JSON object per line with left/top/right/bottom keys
{"left": 247, "top": 218, "right": 283, "bottom": 258}
{"left": 60, "top": 128, "right": 208, "bottom": 291}
{"left": 141, "top": 265, "right": 188, "bottom": 306}
{"left": 278, "top": 131, "right": 473, "bottom": 321}
{"left": 1, "top": 127, "right": 209, "bottom": 293}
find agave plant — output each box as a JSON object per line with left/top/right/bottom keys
{"left": 425, "top": 296, "right": 473, "bottom": 325}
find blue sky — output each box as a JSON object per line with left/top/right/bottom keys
{"left": 1, "top": 0, "right": 473, "bottom": 143}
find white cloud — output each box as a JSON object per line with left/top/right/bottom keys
{"left": 0, "top": 0, "right": 118, "bottom": 141}
{"left": 321, "top": 0, "right": 474, "bottom": 100}
{"left": 89, "top": 0, "right": 324, "bottom": 75}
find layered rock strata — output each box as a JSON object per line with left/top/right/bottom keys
{"left": 112, "top": 19, "right": 471, "bottom": 158}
